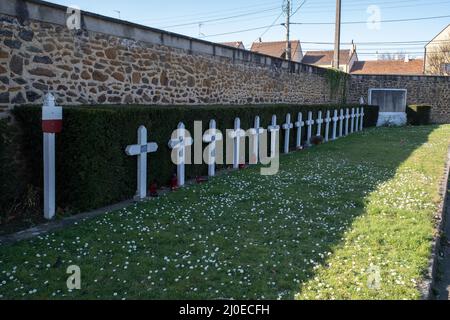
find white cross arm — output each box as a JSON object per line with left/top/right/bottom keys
{"left": 283, "top": 123, "right": 294, "bottom": 129}
{"left": 203, "top": 132, "right": 223, "bottom": 143}
{"left": 249, "top": 127, "right": 264, "bottom": 135}
{"left": 228, "top": 130, "right": 246, "bottom": 139}
{"left": 268, "top": 125, "right": 280, "bottom": 131}
{"left": 168, "top": 137, "right": 194, "bottom": 149}
{"left": 126, "top": 143, "right": 158, "bottom": 156}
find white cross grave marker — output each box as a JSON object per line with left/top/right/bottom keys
{"left": 125, "top": 126, "right": 159, "bottom": 201}
{"left": 229, "top": 118, "right": 246, "bottom": 169}
{"left": 268, "top": 115, "right": 280, "bottom": 158}
{"left": 306, "top": 111, "right": 315, "bottom": 145}
{"left": 203, "top": 119, "right": 223, "bottom": 177}
{"left": 355, "top": 108, "right": 360, "bottom": 132}
{"left": 316, "top": 111, "right": 324, "bottom": 136}
{"left": 324, "top": 110, "right": 331, "bottom": 142}
{"left": 249, "top": 116, "right": 264, "bottom": 165}
{"left": 168, "top": 122, "right": 193, "bottom": 187}
{"left": 42, "top": 93, "right": 63, "bottom": 220}
{"left": 360, "top": 107, "right": 365, "bottom": 131}
{"left": 295, "top": 112, "right": 305, "bottom": 149}
{"left": 339, "top": 109, "right": 345, "bottom": 138}
{"left": 350, "top": 108, "right": 356, "bottom": 134}
{"left": 282, "top": 113, "right": 293, "bottom": 154}
{"left": 332, "top": 110, "right": 339, "bottom": 141}
{"left": 345, "top": 108, "right": 350, "bottom": 136}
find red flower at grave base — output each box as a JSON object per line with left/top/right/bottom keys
{"left": 170, "top": 174, "right": 178, "bottom": 191}
{"left": 196, "top": 176, "right": 208, "bottom": 184}
{"left": 149, "top": 181, "right": 158, "bottom": 198}
{"left": 311, "top": 136, "right": 324, "bottom": 146}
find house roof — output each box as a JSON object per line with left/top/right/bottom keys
{"left": 220, "top": 41, "right": 245, "bottom": 49}
{"left": 425, "top": 24, "right": 450, "bottom": 47}
{"left": 250, "top": 40, "right": 301, "bottom": 59}
{"left": 302, "top": 50, "right": 353, "bottom": 66}
{"left": 350, "top": 59, "right": 424, "bottom": 75}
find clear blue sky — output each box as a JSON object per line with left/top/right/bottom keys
{"left": 50, "top": 0, "right": 450, "bottom": 60}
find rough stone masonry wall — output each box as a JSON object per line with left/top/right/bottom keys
{"left": 0, "top": 0, "right": 335, "bottom": 119}
{"left": 348, "top": 75, "right": 450, "bottom": 124}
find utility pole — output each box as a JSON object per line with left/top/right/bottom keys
{"left": 333, "top": 0, "right": 341, "bottom": 69}
{"left": 285, "top": 0, "right": 291, "bottom": 61}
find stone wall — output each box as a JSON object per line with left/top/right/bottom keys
{"left": 0, "top": 0, "right": 335, "bottom": 119}
{"left": 0, "top": 0, "right": 449, "bottom": 123}
{"left": 347, "top": 75, "right": 450, "bottom": 124}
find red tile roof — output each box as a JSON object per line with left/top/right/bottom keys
{"left": 220, "top": 42, "right": 245, "bottom": 49}
{"left": 250, "top": 40, "right": 301, "bottom": 59}
{"left": 350, "top": 59, "right": 424, "bottom": 75}
{"left": 302, "top": 50, "right": 353, "bottom": 65}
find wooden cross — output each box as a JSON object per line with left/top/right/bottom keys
{"left": 316, "top": 111, "right": 324, "bottom": 136}
{"left": 248, "top": 116, "right": 264, "bottom": 165}
{"left": 345, "top": 108, "right": 350, "bottom": 136}
{"left": 42, "top": 93, "right": 63, "bottom": 220}
{"left": 332, "top": 110, "right": 339, "bottom": 141}
{"left": 355, "top": 108, "right": 360, "bottom": 132}
{"left": 306, "top": 111, "right": 315, "bottom": 145}
{"left": 324, "top": 111, "right": 331, "bottom": 142}
{"left": 229, "top": 118, "right": 246, "bottom": 169}
{"left": 168, "top": 122, "right": 193, "bottom": 187}
{"left": 360, "top": 107, "right": 365, "bottom": 131}
{"left": 282, "top": 113, "right": 293, "bottom": 154}
{"left": 295, "top": 112, "right": 305, "bottom": 149}
{"left": 339, "top": 109, "right": 345, "bottom": 138}
{"left": 125, "top": 126, "right": 159, "bottom": 200}
{"left": 350, "top": 108, "right": 356, "bottom": 134}
{"left": 268, "top": 115, "right": 280, "bottom": 158}
{"left": 203, "top": 119, "right": 223, "bottom": 177}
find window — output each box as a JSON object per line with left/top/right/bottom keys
{"left": 441, "top": 63, "right": 450, "bottom": 74}
{"left": 369, "top": 89, "right": 407, "bottom": 113}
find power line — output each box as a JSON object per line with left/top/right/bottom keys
{"left": 200, "top": 25, "right": 279, "bottom": 39}
{"left": 139, "top": 1, "right": 280, "bottom": 24}
{"left": 301, "top": 39, "right": 450, "bottom": 45}
{"left": 254, "top": 12, "right": 285, "bottom": 42}
{"left": 161, "top": 6, "right": 280, "bottom": 28}
{"left": 290, "top": 14, "right": 450, "bottom": 25}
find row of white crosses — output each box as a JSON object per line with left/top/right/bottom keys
{"left": 124, "top": 107, "right": 365, "bottom": 201}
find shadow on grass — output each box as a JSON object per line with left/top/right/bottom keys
{"left": 0, "top": 125, "right": 446, "bottom": 300}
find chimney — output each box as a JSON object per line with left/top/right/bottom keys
{"left": 351, "top": 40, "right": 356, "bottom": 55}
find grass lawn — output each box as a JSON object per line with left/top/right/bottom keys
{"left": 0, "top": 125, "right": 449, "bottom": 300}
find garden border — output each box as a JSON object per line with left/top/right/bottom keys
{"left": 421, "top": 144, "right": 450, "bottom": 300}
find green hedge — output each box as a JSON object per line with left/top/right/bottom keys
{"left": 13, "top": 104, "right": 379, "bottom": 214}
{"left": 0, "top": 119, "right": 28, "bottom": 224}
{"left": 406, "top": 105, "right": 432, "bottom": 126}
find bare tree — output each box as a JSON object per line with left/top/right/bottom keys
{"left": 379, "top": 52, "right": 406, "bottom": 61}
{"left": 426, "top": 43, "right": 450, "bottom": 75}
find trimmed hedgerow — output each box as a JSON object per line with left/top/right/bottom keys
{"left": 13, "top": 104, "right": 379, "bottom": 214}
{"left": 406, "top": 105, "right": 432, "bottom": 126}
{"left": 0, "top": 119, "right": 28, "bottom": 224}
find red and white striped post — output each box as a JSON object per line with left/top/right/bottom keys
{"left": 42, "top": 93, "right": 62, "bottom": 220}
